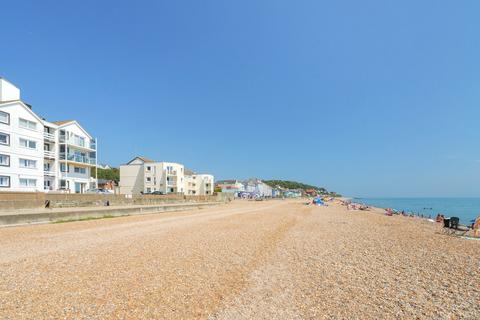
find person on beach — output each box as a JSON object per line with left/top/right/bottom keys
{"left": 435, "top": 214, "right": 444, "bottom": 223}
{"left": 473, "top": 216, "right": 480, "bottom": 237}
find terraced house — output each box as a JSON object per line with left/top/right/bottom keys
{"left": 0, "top": 77, "right": 97, "bottom": 193}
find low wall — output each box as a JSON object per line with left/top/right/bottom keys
{"left": 0, "top": 192, "right": 234, "bottom": 212}
{"left": 0, "top": 202, "right": 222, "bottom": 227}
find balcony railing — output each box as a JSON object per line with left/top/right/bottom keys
{"left": 44, "top": 170, "right": 55, "bottom": 176}
{"left": 60, "top": 153, "right": 96, "bottom": 165}
{"left": 44, "top": 150, "right": 56, "bottom": 159}
{"left": 59, "top": 136, "right": 96, "bottom": 150}
{"left": 166, "top": 170, "right": 177, "bottom": 176}
{"left": 44, "top": 132, "right": 55, "bottom": 141}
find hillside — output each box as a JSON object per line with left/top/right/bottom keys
{"left": 262, "top": 180, "right": 340, "bottom": 196}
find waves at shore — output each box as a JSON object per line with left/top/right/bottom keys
{"left": 356, "top": 197, "right": 479, "bottom": 224}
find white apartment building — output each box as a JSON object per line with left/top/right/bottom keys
{"left": 119, "top": 156, "right": 214, "bottom": 195}
{"left": 0, "top": 77, "right": 97, "bottom": 193}
{"left": 185, "top": 173, "right": 214, "bottom": 195}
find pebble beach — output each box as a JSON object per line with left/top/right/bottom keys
{"left": 0, "top": 200, "right": 479, "bottom": 319}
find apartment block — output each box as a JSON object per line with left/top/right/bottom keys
{"left": 0, "top": 78, "right": 97, "bottom": 193}
{"left": 119, "top": 156, "right": 214, "bottom": 195}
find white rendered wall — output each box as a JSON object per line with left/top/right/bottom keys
{"left": 0, "top": 79, "right": 21, "bottom": 102}
{"left": 0, "top": 102, "right": 44, "bottom": 192}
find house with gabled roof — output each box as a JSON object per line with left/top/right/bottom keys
{"left": 0, "top": 77, "right": 98, "bottom": 193}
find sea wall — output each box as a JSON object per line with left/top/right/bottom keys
{"left": 0, "top": 192, "right": 234, "bottom": 212}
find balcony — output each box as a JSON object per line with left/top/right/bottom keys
{"left": 44, "top": 132, "right": 55, "bottom": 141}
{"left": 167, "top": 181, "right": 177, "bottom": 187}
{"left": 44, "top": 170, "right": 55, "bottom": 176}
{"left": 166, "top": 170, "right": 177, "bottom": 176}
{"left": 59, "top": 136, "right": 96, "bottom": 150}
{"left": 44, "top": 150, "right": 56, "bottom": 159}
{"left": 60, "top": 153, "right": 96, "bottom": 166}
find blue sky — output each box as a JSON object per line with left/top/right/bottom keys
{"left": 1, "top": 1, "right": 479, "bottom": 197}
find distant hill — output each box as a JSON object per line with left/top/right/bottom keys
{"left": 262, "top": 180, "right": 340, "bottom": 196}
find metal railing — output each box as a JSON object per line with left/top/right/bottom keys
{"left": 44, "top": 150, "right": 56, "bottom": 158}
{"left": 59, "top": 153, "right": 96, "bottom": 165}
{"left": 43, "top": 132, "right": 55, "bottom": 141}
{"left": 44, "top": 170, "right": 55, "bottom": 176}
{"left": 59, "top": 136, "right": 96, "bottom": 150}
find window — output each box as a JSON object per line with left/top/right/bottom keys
{"left": 0, "top": 111, "right": 9, "bottom": 125}
{"left": 146, "top": 166, "right": 151, "bottom": 172}
{"left": 0, "top": 132, "right": 9, "bottom": 145}
{"left": 74, "top": 167, "right": 86, "bottom": 174}
{"left": 146, "top": 188, "right": 151, "bottom": 193}
{"left": 19, "top": 178, "right": 36, "bottom": 187}
{"left": 0, "top": 176, "right": 10, "bottom": 187}
{"left": 19, "top": 138, "right": 36, "bottom": 149}
{"left": 60, "top": 163, "right": 70, "bottom": 172}
{"left": 0, "top": 154, "right": 9, "bottom": 166}
{"left": 19, "top": 158, "right": 37, "bottom": 169}
{"left": 146, "top": 177, "right": 151, "bottom": 182}
{"left": 73, "top": 135, "right": 85, "bottom": 147}
{"left": 19, "top": 118, "right": 37, "bottom": 130}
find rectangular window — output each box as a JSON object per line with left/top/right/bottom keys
{"left": 146, "top": 166, "right": 151, "bottom": 171}
{"left": 19, "top": 138, "right": 37, "bottom": 149}
{"left": 74, "top": 167, "right": 86, "bottom": 174}
{"left": 19, "top": 178, "right": 36, "bottom": 187}
{"left": 0, "top": 176, "right": 10, "bottom": 187}
{"left": 0, "top": 111, "right": 9, "bottom": 125}
{"left": 60, "top": 163, "right": 70, "bottom": 172}
{"left": 146, "top": 177, "right": 151, "bottom": 182}
{"left": 0, "top": 154, "right": 9, "bottom": 166}
{"left": 0, "top": 132, "right": 9, "bottom": 145}
{"left": 19, "top": 118, "right": 37, "bottom": 130}
{"left": 19, "top": 158, "right": 37, "bottom": 169}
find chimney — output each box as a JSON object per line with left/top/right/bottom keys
{"left": 0, "top": 78, "right": 21, "bottom": 102}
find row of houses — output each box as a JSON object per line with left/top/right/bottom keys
{"left": 216, "top": 179, "right": 303, "bottom": 198}
{"left": 0, "top": 78, "right": 97, "bottom": 193}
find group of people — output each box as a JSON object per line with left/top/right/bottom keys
{"left": 435, "top": 213, "right": 480, "bottom": 237}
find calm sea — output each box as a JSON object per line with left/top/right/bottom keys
{"left": 355, "top": 198, "right": 480, "bottom": 224}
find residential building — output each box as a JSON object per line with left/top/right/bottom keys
{"left": 97, "top": 179, "right": 116, "bottom": 192}
{"left": 56, "top": 120, "right": 97, "bottom": 193}
{"left": 0, "top": 77, "right": 97, "bottom": 193}
{"left": 216, "top": 180, "right": 245, "bottom": 194}
{"left": 243, "top": 178, "right": 273, "bottom": 197}
{"left": 119, "top": 156, "right": 214, "bottom": 195}
{"left": 185, "top": 171, "right": 214, "bottom": 195}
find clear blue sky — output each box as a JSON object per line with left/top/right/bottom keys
{"left": 1, "top": 1, "right": 479, "bottom": 197}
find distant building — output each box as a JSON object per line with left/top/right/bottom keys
{"left": 242, "top": 178, "right": 273, "bottom": 198}
{"left": 119, "top": 156, "right": 214, "bottom": 195}
{"left": 97, "top": 179, "right": 116, "bottom": 191}
{"left": 185, "top": 170, "right": 214, "bottom": 195}
{"left": 216, "top": 180, "right": 245, "bottom": 194}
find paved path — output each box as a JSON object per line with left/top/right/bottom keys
{"left": 0, "top": 200, "right": 479, "bottom": 319}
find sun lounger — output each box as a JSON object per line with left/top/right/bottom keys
{"left": 443, "top": 216, "right": 470, "bottom": 236}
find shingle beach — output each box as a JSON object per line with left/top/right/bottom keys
{"left": 0, "top": 200, "right": 479, "bottom": 319}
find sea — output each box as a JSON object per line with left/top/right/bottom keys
{"left": 355, "top": 198, "right": 480, "bottom": 224}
